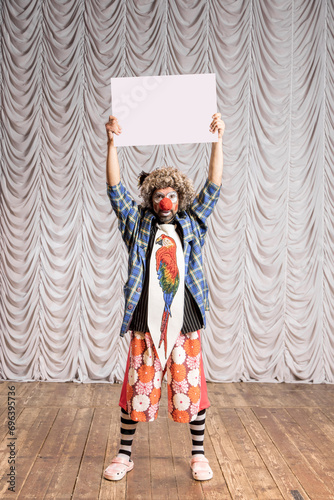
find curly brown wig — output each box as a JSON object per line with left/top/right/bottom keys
{"left": 139, "top": 166, "right": 195, "bottom": 212}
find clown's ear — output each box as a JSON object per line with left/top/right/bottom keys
{"left": 138, "top": 171, "right": 150, "bottom": 187}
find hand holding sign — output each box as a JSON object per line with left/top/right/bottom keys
{"left": 105, "top": 116, "right": 122, "bottom": 146}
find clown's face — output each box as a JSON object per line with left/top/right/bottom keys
{"left": 152, "top": 187, "right": 179, "bottom": 223}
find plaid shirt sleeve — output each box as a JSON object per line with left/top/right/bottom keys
{"left": 190, "top": 179, "right": 221, "bottom": 244}
{"left": 106, "top": 181, "right": 140, "bottom": 250}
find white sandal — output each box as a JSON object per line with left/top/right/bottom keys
{"left": 103, "top": 456, "right": 134, "bottom": 481}
{"left": 190, "top": 455, "right": 213, "bottom": 481}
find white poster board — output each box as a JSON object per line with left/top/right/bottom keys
{"left": 110, "top": 73, "right": 217, "bottom": 147}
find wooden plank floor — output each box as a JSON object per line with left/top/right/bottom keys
{"left": 1, "top": 381, "right": 334, "bottom": 499}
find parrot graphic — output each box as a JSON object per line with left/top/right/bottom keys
{"left": 155, "top": 234, "right": 180, "bottom": 357}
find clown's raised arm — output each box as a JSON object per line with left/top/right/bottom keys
{"left": 105, "top": 114, "right": 225, "bottom": 187}
{"left": 208, "top": 113, "right": 225, "bottom": 186}
{"left": 106, "top": 115, "right": 122, "bottom": 186}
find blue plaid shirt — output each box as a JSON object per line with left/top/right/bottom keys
{"left": 107, "top": 178, "right": 221, "bottom": 336}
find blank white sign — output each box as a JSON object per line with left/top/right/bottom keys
{"left": 110, "top": 73, "right": 217, "bottom": 147}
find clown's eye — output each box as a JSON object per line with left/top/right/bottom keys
{"left": 167, "top": 192, "right": 178, "bottom": 203}
{"left": 153, "top": 194, "right": 164, "bottom": 203}
{"left": 153, "top": 192, "right": 178, "bottom": 203}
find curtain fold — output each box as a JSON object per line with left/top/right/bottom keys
{"left": 0, "top": 0, "right": 333, "bottom": 383}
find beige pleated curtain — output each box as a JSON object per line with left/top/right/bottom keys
{"left": 0, "top": 0, "right": 333, "bottom": 383}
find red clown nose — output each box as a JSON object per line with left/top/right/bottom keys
{"left": 159, "top": 197, "right": 173, "bottom": 210}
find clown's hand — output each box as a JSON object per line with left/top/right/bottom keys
{"left": 209, "top": 113, "right": 225, "bottom": 140}
{"left": 106, "top": 116, "right": 121, "bottom": 186}
{"left": 208, "top": 113, "right": 224, "bottom": 186}
{"left": 105, "top": 116, "right": 122, "bottom": 145}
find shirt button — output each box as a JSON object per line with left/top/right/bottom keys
{"left": 137, "top": 287, "right": 141, "bottom": 293}
{"left": 128, "top": 304, "right": 133, "bottom": 310}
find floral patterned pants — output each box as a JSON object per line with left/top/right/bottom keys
{"left": 119, "top": 330, "right": 210, "bottom": 423}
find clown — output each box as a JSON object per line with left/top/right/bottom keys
{"left": 104, "top": 112, "right": 225, "bottom": 482}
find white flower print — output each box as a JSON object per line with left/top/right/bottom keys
{"left": 154, "top": 357, "right": 162, "bottom": 371}
{"left": 132, "top": 394, "right": 150, "bottom": 412}
{"left": 172, "top": 379, "right": 189, "bottom": 394}
{"left": 187, "top": 368, "right": 200, "bottom": 387}
{"left": 187, "top": 331, "right": 199, "bottom": 341}
{"left": 172, "top": 346, "right": 186, "bottom": 364}
{"left": 175, "top": 334, "right": 185, "bottom": 347}
{"left": 137, "top": 380, "right": 153, "bottom": 396}
{"left": 153, "top": 371, "right": 162, "bottom": 389}
{"left": 186, "top": 353, "right": 200, "bottom": 370}
{"left": 173, "top": 393, "right": 190, "bottom": 411}
{"left": 144, "top": 332, "right": 153, "bottom": 348}
{"left": 131, "top": 354, "right": 142, "bottom": 370}
{"left": 148, "top": 403, "right": 159, "bottom": 420}
{"left": 143, "top": 348, "right": 154, "bottom": 366}
{"left": 128, "top": 367, "right": 138, "bottom": 386}
{"left": 190, "top": 403, "right": 200, "bottom": 416}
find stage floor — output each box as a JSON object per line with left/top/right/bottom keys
{"left": 0, "top": 381, "right": 334, "bottom": 499}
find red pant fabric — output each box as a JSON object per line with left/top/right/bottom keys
{"left": 119, "top": 330, "right": 210, "bottom": 419}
